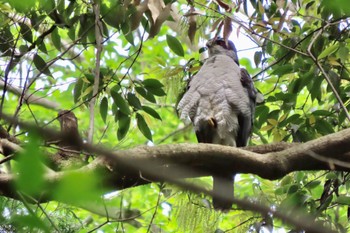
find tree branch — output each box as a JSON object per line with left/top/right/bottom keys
{"left": 0, "top": 80, "right": 60, "bottom": 110}
{"left": 0, "top": 127, "right": 349, "bottom": 199}
{"left": 0, "top": 113, "right": 349, "bottom": 233}
{"left": 87, "top": 1, "right": 103, "bottom": 145}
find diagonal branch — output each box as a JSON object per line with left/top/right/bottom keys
{"left": 307, "top": 23, "right": 350, "bottom": 122}
{"left": 0, "top": 80, "right": 60, "bottom": 110}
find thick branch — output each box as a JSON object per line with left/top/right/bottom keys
{"left": 0, "top": 128, "right": 349, "bottom": 200}
{"left": 0, "top": 126, "right": 348, "bottom": 233}
{"left": 0, "top": 112, "right": 349, "bottom": 233}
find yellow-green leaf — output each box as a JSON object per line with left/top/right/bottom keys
{"left": 317, "top": 43, "right": 339, "bottom": 60}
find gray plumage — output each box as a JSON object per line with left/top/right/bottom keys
{"left": 177, "top": 37, "right": 257, "bottom": 211}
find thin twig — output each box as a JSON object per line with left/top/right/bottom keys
{"left": 146, "top": 185, "right": 163, "bottom": 233}
{"left": 17, "top": 192, "right": 59, "bottom": 232}
{"left": 306, "top": 24, "right": 350, "bottom": 123}
{"left": 87, "top": 1, "right": 104, "bottom": 145}
{"left": 156, "top": 124, "right": 191, "bottom": 144}
{"left": 0, "top": 17, "right": 23, "bottom": 114}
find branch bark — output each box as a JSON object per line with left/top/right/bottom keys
{"left": 0, "top": 127, "right": 349, "bottom": 200}
{"left": 1, "top": 117, "right": 349, "bottom": 233}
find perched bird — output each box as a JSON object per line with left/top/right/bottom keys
{"left": 177, "top": 37, "right": 257, "bottom": 211}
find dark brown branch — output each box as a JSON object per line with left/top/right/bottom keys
{"left": 0, "top": 113, "right": 349, "bottom": 233}
{"left": 0, "top": 127, "right": 349, "bottom": 198}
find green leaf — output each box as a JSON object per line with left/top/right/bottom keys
{"left": 271, "top": 64, "right": 293, "bottom": 75}
{"left": 166, "top": 34, "right": 184, "bottom": 57}
{"left": 305, "top": 180, "right": 321, "bottom": 189}
{"left": 15, "top": 136, "right": 45, "bottom": 196}
{"left": 280, "top": 175, "right": 293, "bottom": 186}
{"left": 311, "top": 110, "right": 331, "bottom": 116}
{"left": 101, "top": 3, "right": 125, "bottom": 29}
{"left": 135, "top": 86, "right": 157, "bottom": 103}
{"left": 338, "top": 46, "right": 349, "bottom": 62}
{"left": 136, "top": 113, "right": 153, "bottom": 141}
{"left": 37, "top": 39, "right": 48, "bottom": 54}
{"left": 111, "top": 91, "right": 130, "bottom": 115}
{"left": 318, "top": 195, "right": 333, "bottom": 211}
{"left": 336, "top": 195, "right": 350, "bottom": 205}
{"left": 142, "top": 105, "right": 162, "bottom": 120}
{"left": 54, "top": 170, "right": 104, "bottom": 203}
{"left": 143, "top": 79, "right": 166, "bottom": 96}
{"left": 315, "top": 119, "right": 334, "bottom": 135}
{"left": 12, "top": 215, "right": 49, "bottom": 232}
{"left": 100, "top": 97, "right": 108, "bottom": 123}
{"left": 287, "top": 184, "right": 299, "bottom": 194}
{"left": 67, "top": 20, "right": 77, "bottom": 40}
{"left": 0, "top": 26, "right": 13, "bottom": 54}
{"left": 33, "top": 53, "right": 53, "bottom": 76}
{"left": 117, "top": 111, "right": 130, "bottom": 140}
{"left": 74, "top": 78, "right": 84, "bottom": 103}
{"left": 317, "top": 43, "right": 339, "bottom": 60}
{"left": 110, "top": 84, "right": 121, "bottom": 94}
{"left": 51, "top": 28, "right": 61, "bottom": 51}
{"left": 84, "top": 73, "right": 94, "bottom": 84}
{"left": 127, "top": 92, "right": 142, "bottom": 110}
{"left": 8, "top": 0, "right": 36, "bottom": 13}
{"left": 145, "top": 86, "right": 166, "bottom": 96}
{"left": 19, "top": 22, "right": 33, "bottom": 43}
{"left": 57, "top": 0, "right": 65, "bottom": 14}
{"left": 143, "top": 79, "right": 164, "bottom": 88}
{"left": 78, "top": 14, "right": 89, "bottom": 47}
{"left": 254, "top": 51, "right": 262, "bottom": 67}
{"left": 284, "top": 114, "right": 303, "bottom": 125}
{"left": 326, "top": 172, "right": 338, "bottom": 179}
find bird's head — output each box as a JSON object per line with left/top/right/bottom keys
{"left": 206, "top": 37, "right": 239, "bottom": 65}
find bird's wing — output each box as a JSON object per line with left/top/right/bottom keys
{"left": 235, "top": 68, "right": 257, "bottom": 147}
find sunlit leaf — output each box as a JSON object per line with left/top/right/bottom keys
{"left": 15, "top": 136, "right": 45, "bottom": 196}
{"left": 267, "top": 118, "right": 278, "bottom": 126}
{"left": 143, "top": 79, "right": 164, "bottom": 88}
{"left": 117, "top": 111, "right": 131, "bottom": 140}
{"left": 8, "top": 0, "right": 36, "bottom": 12}
{"left": 111, "top": 91, "right": 130, "bottom": 115}
{"left": 305, "top": 180, "right": 321, "bottom": 189}
{"left": 54, "top": 170, "right": 104, "bottom": 203}
{"left": 127, "top": 92, "right": 142, "bottom": 110}
{"left": 318, "top": 43, "right": 339, "bottom": 60}
{"left": 142, "top": 105, "right": 162, "bottom": 120}
{"left": 166, "top": 34, "right": 184, "bottom": 57}
{"left": 136, "top": 113, "right": 153, "bottom": 141}
{"left": 12, "top": 215, "right": 49, "bottom": 232}
{"left": 19, "top": 22, "right": 33, "bottom": 43}
{"left": 74, "top": 78, "right": 84, "bottom": 103}
{"left": 254, "top": 51, "right": 262, "bottom": 67}
{"left": 51, "top": 28, "right": 61, "bottom": 51}
{"left": 135, "top": 86, "right": 157, "bottom": 103}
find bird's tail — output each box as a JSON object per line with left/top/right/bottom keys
{"left": 195, "top": 117, "right": 217, "bottom": 143}
{"left": 212, "top": 174, "right": 235, "bottom": 212}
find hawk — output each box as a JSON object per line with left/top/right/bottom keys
{"left": 177, "top": 37, "right": 257, "bottom": 211}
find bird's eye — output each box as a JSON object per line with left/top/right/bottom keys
{"left": 216, "top": 40, "right": 226, "bottom": 47}
{"left": 215, "top": 39, "right": 228, "bottom": 49}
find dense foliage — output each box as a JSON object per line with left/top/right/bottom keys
{"left": 0, "top": 0, "right": 350, "bottom": 232}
